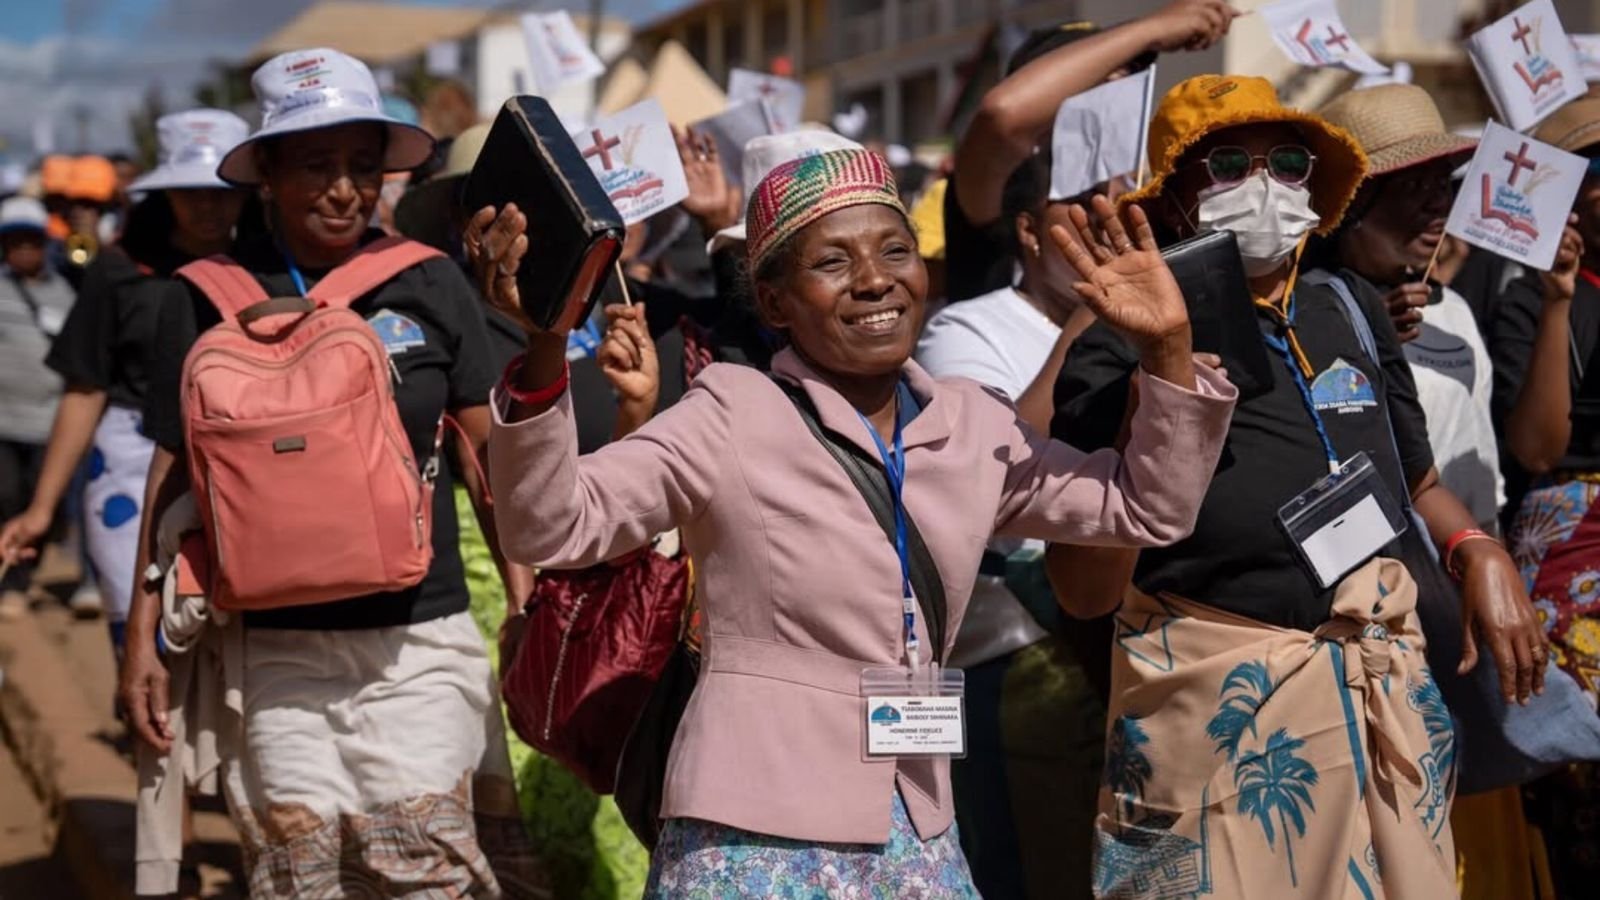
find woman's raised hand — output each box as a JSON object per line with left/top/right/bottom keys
{"left": 1049, "top": 196, "right": 1195, "bottom": 386}
{"left": 597, "top": 304, "right": 661, "bottom": 439}
{"left": 463, "top": 203, "right": 536, "bottom": 333}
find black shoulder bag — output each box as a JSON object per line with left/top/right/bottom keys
{"left": 613, "top": 378, "right": 950, "bottom": 847}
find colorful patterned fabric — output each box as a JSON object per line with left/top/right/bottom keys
{"left": 1095, "top": 558, "right": 1456, "bottom": 899}
{"left": 644, "top": 789, "right": 978, "bottom": 899}
{"left": 1508, "top": 475, "right": 1600, "bottom": 701}
{"left": 457, "top": 488, "right": 651, "bottom": 900}
{"left": 1506, "top": 476, "right": 1600, "bottom": 897}
{"left": 745, "top": 148, "right": 906, "bottom": 275}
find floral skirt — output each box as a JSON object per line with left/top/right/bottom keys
{"left": 644, "top": 790, "right": 979, "bottom": 899}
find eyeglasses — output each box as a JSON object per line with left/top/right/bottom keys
{"left": 1194, "top": 145, "right": 1317, "bottom": 188}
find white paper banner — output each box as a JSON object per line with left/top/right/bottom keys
{"left": 1444, "top": 120, "right": 1584, "bottom": 271}
{"left": 728, "top": 69, "right": 805, "bottom": 133}
{"left": 1050, "top": 67, "right": 1155, "bottom": 201}
{"left": 1466, "top": 0, "right": 1587, "bottom": 133}
{"left": 521, "top": 11, "right": 606, "bottom": 94}
{"left": 1259, "top": 0, "right": 1388, "bottom": 75}
{"left": 1572, "top": 34, "right": 1600, "bottom": 82}
{"left": 575, "top": 98, "right": 689, "bottom": 225}
{"left": 425, "top": 40, "right": 461, "bottom": 77}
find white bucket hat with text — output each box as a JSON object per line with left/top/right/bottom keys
{"left": 129, "top": 109, "right": 250, "bottom": 193}
{"left": 707, "top": 130, "right": 864, "bottom": 255}
{"left": 218, "top": 48, "right": 435, "bottom": 185}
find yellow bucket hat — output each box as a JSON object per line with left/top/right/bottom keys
{"left": 1122, "top": 75, "right": 1369, "bottom": 236}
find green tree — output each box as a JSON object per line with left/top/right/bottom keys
{"left": 128, "top": 85, "right": 165, "bottom": 168}
{"left": 1235, "top": 728, "right": 1320, "bottom": 887}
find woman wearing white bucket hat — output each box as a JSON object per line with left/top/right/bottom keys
{"left": 0, "top": 109, "right": 250, "bottom": 654}
{"left": 122, "top": 49, "right": 546, "bottom": 898}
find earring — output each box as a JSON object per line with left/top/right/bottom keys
{"left": 1030, "top": 242, "right": 1042, "bottom": 257}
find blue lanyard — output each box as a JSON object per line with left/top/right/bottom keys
{"left": 1261, "top": 294, "right": 1340, "bottom": 475}
{"left": 857, "top": 392, "right": 920, "bottom": 669}
{"left": 282, "top": 248, "right": 309, "bottom": 298}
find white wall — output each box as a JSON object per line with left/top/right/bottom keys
{"left": 472, "top": 22, "right": 632, "bottom": 128}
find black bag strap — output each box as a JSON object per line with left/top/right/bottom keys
{"left": 773, "top": 378, "right": 949, "bottom": 662}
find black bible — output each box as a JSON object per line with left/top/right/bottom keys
{"left": 464, "top": 96, "right": 626, "bottom": 332}
{"left": 1161, "top": 229, "right": 1275, "bottom": 398}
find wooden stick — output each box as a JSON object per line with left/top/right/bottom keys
{"left": 0, "top": 560, "right": 11, "bottom": 591}
{"left": 615, "top": 259, "right": 634, "bottom": 307}
{"left": 1419, "top": 235, "right": 1447, "bottom": 285}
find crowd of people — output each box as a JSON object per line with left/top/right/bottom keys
{"left": 4, "top": 0, "right": 1600, "bottom": 897}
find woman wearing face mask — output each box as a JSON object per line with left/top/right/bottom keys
{"left": 1051, "top": 75, "right": 1545, "bottom": 898}
{"left": 0, "top": 111, "right": 250, "bottom": 652}
{"left": 121, "top": 50, "right": 542, "bottom": 897}
{"left": 478, "top": 147, "right": 1237, "bottom": 895}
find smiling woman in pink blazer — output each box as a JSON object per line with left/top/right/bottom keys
{"left": 480, "top": 149, "right": 1236, "bottom": 896}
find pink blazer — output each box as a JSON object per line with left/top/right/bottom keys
{"left": 488, "top": 348, "right": 1236, "bottom": 844}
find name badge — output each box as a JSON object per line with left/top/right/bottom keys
{"left": 861, "top": 666, "right": 966, "bottom": 759}
{"left": 1277, "top": 452, "right": 1407, "bottom": 589}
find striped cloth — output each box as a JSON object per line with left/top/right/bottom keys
{"left": 745, "top": 149, "right": 906, "bottom": 275}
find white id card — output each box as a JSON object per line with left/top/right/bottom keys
{"left": 861, "top": 666, "right": 966, "bottom": 759}
{"left": 1277, "top": 452, "right": 1407, "bottom": 589}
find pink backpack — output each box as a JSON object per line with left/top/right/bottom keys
{"left": 175, "top": 237, "right": 446, "bottom": 611}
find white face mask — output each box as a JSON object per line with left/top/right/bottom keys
{"left": 1193, "top": 171, "right": 1321, "bottom": 277}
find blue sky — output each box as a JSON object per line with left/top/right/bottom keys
{"left": 0, "top": 1, "right": 691, "bottom": 154}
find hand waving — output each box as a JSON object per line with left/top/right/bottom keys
{"left": 675, "top": 127, "right": 741, "bottom": 235}
{"left": 1052, "top": 195, "right": 1190, "bottom": 342}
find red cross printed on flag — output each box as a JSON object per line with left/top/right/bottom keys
{"left": 1503, "top": 142, "right": 1537, "bottom": 186}
{"left": 756, "top": 80, "right": 780, "bottom": 98}
{"left": 1324, "top": 26, "right": 1351, "bottom": 53}
{"left": 1512, "top": 16, "right": 1534, "bottom": 56}
{"left": 583, "top": 128, "right": 622, "bottom": 171}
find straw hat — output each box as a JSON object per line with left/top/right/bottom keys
{"left": 218, "top": 48, "right": 434, "bottom": 185}
{"left": 392, "top": 123, "right": 489, "bottom": 251}
{"left": 1121, "top": 75, "right": 1368, "bottom": 235}
{"left": 1534, "top": 85, "right": 1600, "bottom": 154}
{"left": 1318, "top": 84, "right": 1475, "bottom": 177}
{"left": 129, "top": 109, "right": 250, "bottom": 193}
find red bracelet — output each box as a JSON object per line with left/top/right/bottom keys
{"left": 1443, "top": 528, "right": 1500, "bottom": 580}
{"left": 500, "top": 354, "right": 570, "bottom": 407}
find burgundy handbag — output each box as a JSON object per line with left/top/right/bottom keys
{"left": 500, "top": 545, "right": 692, "bottom": 794}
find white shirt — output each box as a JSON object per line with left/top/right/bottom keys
{"left": 916, "top": 287, "right": 1060, "bottom": 667}
{"left": 1401, "top": 286, "right": 1504, "bottom": 533}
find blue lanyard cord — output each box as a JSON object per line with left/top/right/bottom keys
{"left": 282, "top": 249, "right": 309, "bottom": 298}
{"left": 1261, "top": 295, "right": 1340, "bottom": 475}
{"left": 857, "top": 396, "right": 919, "bottom": 669}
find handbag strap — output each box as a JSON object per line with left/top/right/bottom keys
{"left": 773, "top": 378, "right": 949, "bottom": 662}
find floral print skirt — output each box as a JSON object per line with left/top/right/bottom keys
{"left": 643, "top": 790, "right": 979, "bottom": 899}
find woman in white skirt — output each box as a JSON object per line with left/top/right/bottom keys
{"left": 0, "top": 109, "right": 249, "bottom": 657}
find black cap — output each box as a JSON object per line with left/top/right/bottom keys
{"left": 1005, "top": 21, "right": 1157, "bottom": 77}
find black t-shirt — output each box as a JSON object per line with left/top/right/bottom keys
{"left": 1490, "top": 270, "right": 1600, "bottom": 472}
{"left": 143, "top": 231, "right": 496, "bottom": 630}
{"left": 942, "top": 170, "right": 1018, "bottom": 303}
{"left": 46, "top": 243, "right": 191, "bottom": 410}
{"left": 1052, "top": 272, "right": 1435, "bottom": 631}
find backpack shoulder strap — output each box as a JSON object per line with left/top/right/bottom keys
{"left": 772, "top": 377, "right": 950, "bottom": 662}
{"left": 308, "top": 236, "right": 446, "bottom": 308}
{"left": 1302, "top": 269, "right": 1380, "bottom": 364}
{"left": 175, "top": 255, "right": 272, "bottom": 321}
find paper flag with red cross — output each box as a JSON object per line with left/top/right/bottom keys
{"left": 1466, "top": 0, "right": 1587, "bottom": 133}
{"left": 520, "top": 11, "right": 605, "bottom": 94}
{"left": 728, "top": 69, "right": 805, "bottom": 133}
{"left": 575, "top": 98, "right": 689, "bottom": 226}
{"left": 1258, "top": 0, "right": 1388, "bottom": 75}
{"left": 1444, "top": 120, "right": 1584, "bottom": 271}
